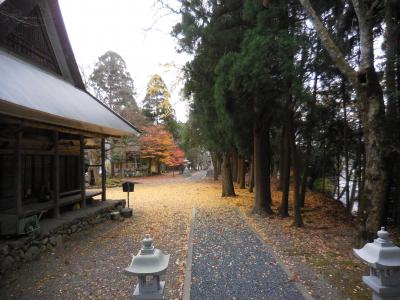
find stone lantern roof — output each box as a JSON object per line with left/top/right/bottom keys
{"left": 354, "top": 227, "right": 400, "bottom": 268}
{"left": 125, "top": 234, "right": 170, "bottom": 276}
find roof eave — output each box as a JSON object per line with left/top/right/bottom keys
{"left": 0, "top": 99, "right": 138, "bottom": 137}
{"left": 84, "top": 91, "right": 142, "bottom": 135}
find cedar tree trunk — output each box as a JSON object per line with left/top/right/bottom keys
{"left": 211, "top": 152, "right": 219, "bottom": 181}
{"left": 222, "top": 152, "right": 235, "bottom": 197}
{"left": 248, "top": 154, "right": 254, "bottom": 193}
{"left": 277, "top": 125, "right": 286, "bottom": 191}
{"left": 239, "top": 156, "right": 246, "bottom": 189}
{"left": 252, "top": 123, "right": 273, "bottom": 214}
{"left": 231, "top": 149, "right": 238, "bottom": 183}
{"left": 279, "top": 122, "right": 290, "bottom": 217}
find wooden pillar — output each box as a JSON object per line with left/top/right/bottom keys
{"left": 80, "top": 135, "right": 86, "bottom": 208}
{"left": 101, "top": 138, "right": 106, "bottom": 201}
{"left": 15, "top": 129, "right": 22, "bottom": 217}
{"left": 53, "top": 131, "right": 60, "bottom": 218}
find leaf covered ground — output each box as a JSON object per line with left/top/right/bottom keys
{"left": 1, "top": 172, "right": 398, "bottom": 299}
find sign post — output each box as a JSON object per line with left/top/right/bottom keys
{"left": 122, "top": 182, "right": 135, "bottom": 207}
{"left": 121, "top": 182, "right": 135, "bottom": 218}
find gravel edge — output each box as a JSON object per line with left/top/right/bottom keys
{"left": 183, "top": 207, "right": 196, "bottom": 300}
{"left": 236, "top": 208, "right": 314, "bottom": 300}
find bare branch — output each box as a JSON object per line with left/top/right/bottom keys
{"left": 144, "top": 11, "right": 175, "bottom": 32}
{"left": 351, "top": 0, "right": 375, "bottom": 70}
{"left": 298, "top": 0, "right": 358, "bottom": 88}
{"left": 155, "top": 0, "right": 183, "bottom": 15}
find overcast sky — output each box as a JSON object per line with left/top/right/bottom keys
{"left": 59, "top": 0, "right": 191, "bottom": 122}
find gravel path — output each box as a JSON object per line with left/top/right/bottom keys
{"left": 190, "top": 207, "right": 305, "bottom": 300}
{"left": 186, "top": 170, "right": 207, "bottom": 181}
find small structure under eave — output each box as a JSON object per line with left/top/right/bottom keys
{"left": 0, "top": 0, "right": 139, "bottom": 235}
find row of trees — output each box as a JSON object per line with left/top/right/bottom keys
{"left": 170, "top": 0, "right": 400, "bottom": 239}
{"left": 86, "top": 51, "right": 186, "bottom": 175}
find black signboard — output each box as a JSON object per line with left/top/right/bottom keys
{"left": 122, "top": 182, "right": 134, "bottom": 192}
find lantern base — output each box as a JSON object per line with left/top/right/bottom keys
{"left": 363, "top": 276, "right": 400, "bottom": 300}
{"left": 132, "top": 281, "right": 165, "bottom": 300}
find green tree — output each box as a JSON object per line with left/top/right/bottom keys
{"left": 212, "top": 1, "right": 305, "bottom": 220}
{"left": 172, "top": 0, "right": 400, "bottom": 235}
{"left": 89, "top": 51, "right": 137, "bottom": 112}
{"left": 89, "top": 51, "right": 139, "bottom": 178}
{"left": 175, "top": 0, "right": 246, "bottom": 197}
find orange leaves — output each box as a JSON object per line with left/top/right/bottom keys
{"left": 139, "top": 125, "right": 185, "bottom": 166}
{"left": 140, "top": 125, "right": 174, "bottom": 161}
{"left": 166, "top": 145, "right": 185, "bottom": 167}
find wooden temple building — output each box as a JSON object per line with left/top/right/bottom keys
{"left": 0, "top": 0, "right": 139, "bottom": 235}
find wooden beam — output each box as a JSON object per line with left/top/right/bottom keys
{"left": 0, "top": 115, "right": 106, "bottom": 138}
{"left": 101, "top": 138, "right": 106, "bottom": 201}
{"left": 53, "top": 131, "right": 60, "bottom": 218}
{"left": 23, "top": 149, "right": 55, "bottom": 155}
{"left": 15, "top": 129, "right": 22, "bottom": 217}
{"left": 1, "top": 148, "right": 78, "bottom": 156}
{"left": 58, "top": 151, "right": 80, "bottom": 156}
{"left": 79, "top": 135, "right": 86, "bottom": 208}
{"left": 83, "top": 146, "right": 101, "bottom": 150}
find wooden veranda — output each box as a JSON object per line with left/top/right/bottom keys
{"left": 0, "top": 116, "right": 108, "bottom": 220}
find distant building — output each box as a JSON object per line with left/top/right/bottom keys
{"left": 0, "top": 0, "right": 139, "bottom": 234}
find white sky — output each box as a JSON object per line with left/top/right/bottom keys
{"left": 58, "top": 0, "right": 191, "bottom": 122}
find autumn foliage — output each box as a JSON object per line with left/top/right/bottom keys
{"left": 167, "top": 145, "right": 185, "bottom": 167}
{"left": 140, "top": 125, "right": 185, "bottom": 171}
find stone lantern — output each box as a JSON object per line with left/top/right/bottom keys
{"left": 353, "top": 227, "right": 400, "bottom": 300}
{"left": 183, "top": 159, "right": 191, "bottom": 177}
{"left": 125, "top": 234, "right": 170, "bottom": 299}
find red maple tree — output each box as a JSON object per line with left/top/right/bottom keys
{"left": 166, "top": 144, "right": 185, "bottom": 175}
{"left": 140, "top": 125, "right": 174, "bottom": 173}
{"left": 140, "top": 125, "right": 184, "bottom": 174}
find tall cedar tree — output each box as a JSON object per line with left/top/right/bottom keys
{"left": 89, "top": 50, "right": 138, "bottom": 177}
{"left": 89, "top": 51, "right": 137, "bottom": 112}
{"left": 175, "top": 0, "right": 246, "bottom": 197}
{"left": 213, "top": 1, "right": 304, "bottom": 221}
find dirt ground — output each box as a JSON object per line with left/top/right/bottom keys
{"left": 0, "top": 172, "right": 379, "bottom": 299}
{"left": 0, "top": 172, "right": 221, "bottom": 300}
